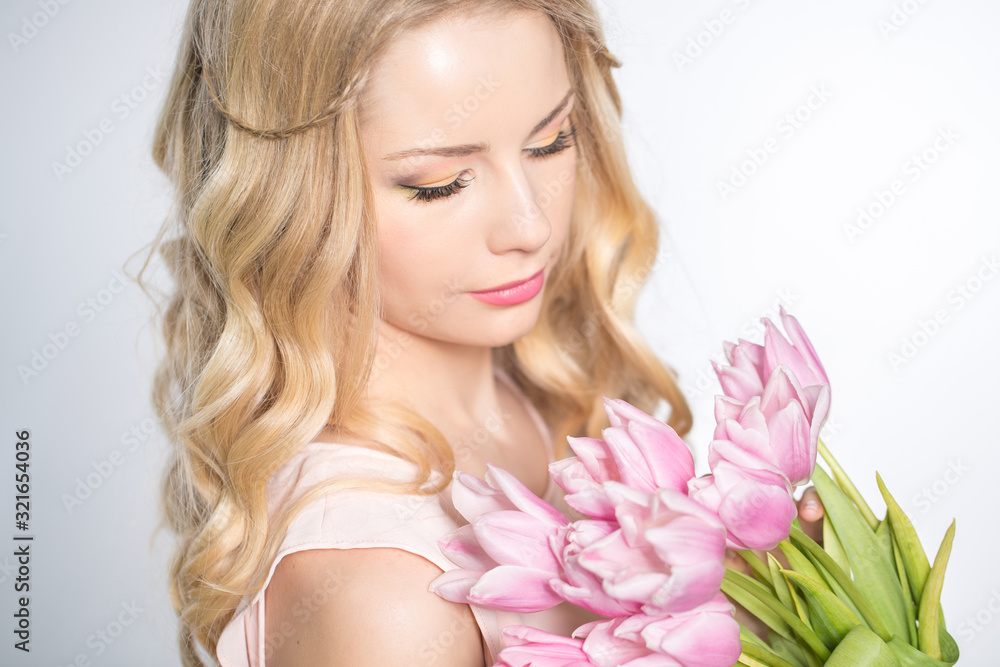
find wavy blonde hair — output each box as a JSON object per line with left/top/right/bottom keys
{"left": 139, "top": 0, "right": 692, "bottom": 663}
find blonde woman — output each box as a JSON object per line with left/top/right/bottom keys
{"left": 144, "top": 1, "right": 822, "bottom": 665}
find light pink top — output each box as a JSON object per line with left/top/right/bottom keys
{"left": 216, "top": 367, "right": 588, "bottom": 666}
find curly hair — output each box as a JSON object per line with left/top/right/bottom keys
{"left": 136, "top": 0, "right": 692, "bottom": 663}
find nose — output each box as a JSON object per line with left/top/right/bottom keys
{"left": 486, "top": 164, "right": 553, "bottom": 255}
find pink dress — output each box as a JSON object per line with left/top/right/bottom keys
{"left": 216, "top": 366, "right": 590, "bottom": 666}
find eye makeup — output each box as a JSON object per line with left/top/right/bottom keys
{"left": 400, "top": 120, "right": 577, "bottom": 204}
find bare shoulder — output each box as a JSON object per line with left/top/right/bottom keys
{"left": 264, "top": 546, "right": 487, "bottom": 667}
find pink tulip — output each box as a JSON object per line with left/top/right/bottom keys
{"left": 549, "top": 400, "right": 696, "bottom": 520}
{"left": 548, "top": 519, "right": 639, "bottom": 617}
{"left": 688, "top": 461, "right": 797, "bottom": 551}
{"left": 496, "top": 626, "right": 598, "bottom": 667}
{"left": 431, "top": 465, "right": 571, "bottom": 612}
{"left": 713, "top": 337, "right": 768, "bottom": 404}
{"left": 714, "top": 308, "right": 829, "bottom": 401}
{"left": 452, "top": 464, "right": 572, "bottom": 526}
{"left": 571, "top": 483, "right": 727, "bottom": 615}
{"left": 548, "top": 454, "right": 618, "bottom": 521}
{"left": 763, "top": 307, "right": 829, "bottom": 389}
{"left": 574, "top": 593, "right": 741, "bottom": 667}
{"left": 711, "top": 367, "right": 829, "bottom": 486}
{"left": 601, "top": 398, "right": 697, "bottom": 494}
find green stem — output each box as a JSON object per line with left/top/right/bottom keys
{"left": 817, "top": 438, "right": 879, "bottom": 530}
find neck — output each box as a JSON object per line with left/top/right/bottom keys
{"left": 366, "top": 319, "right": 504, "bottom": 438}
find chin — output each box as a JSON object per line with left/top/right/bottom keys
{"left": 455, "top": 299, "right": 545, "bottom": 348}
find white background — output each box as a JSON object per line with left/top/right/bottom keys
{"left": 0, "top": 0, "right": 996, "bottom": 664}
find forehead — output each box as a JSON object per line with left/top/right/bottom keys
{"left": 357, "top": 9, "right": 570, "bottom": 141}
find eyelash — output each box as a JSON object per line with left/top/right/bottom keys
{"left": 402, "top": 122, "right": 577, "bottom": 204}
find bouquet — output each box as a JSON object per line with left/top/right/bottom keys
{"left": 430, "top": 308, "right": 959, "bottom": 666}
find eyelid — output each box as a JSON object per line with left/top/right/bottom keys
{"left": 533, "top": 106, "right": 574, "bottom": 142}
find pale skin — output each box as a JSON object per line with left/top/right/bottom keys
{"left": 265, "top": 8, "right": 823, "bottom": 666}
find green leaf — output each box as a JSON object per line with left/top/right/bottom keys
{"left": 738, "top": 654, "right": 773, "bottom": 667}
{"left": 725, "top": 569, "right": 795, "bottom": 642}
{"left": 784, "top": 570, "right": 864, "bottom": 650}
{"left": 740, "top": 626, "right": 769, "bottom": 649}
{"left": 826, "top": 626, "right": 902, "bottom": 666}
{"left": 818, "top": 439, "right": 880, "bottom": 529}
{"left": 740, "top": 549, "right": 774, "bottom": 587}
{"left": 938, "top": 626, "right": 959, "bottom": 664}
{"left": 788, "top": 524, "right": 891, "bottom": 641}
{"left": 740, "top": 641, "right": 800, "bottom": 667}
{"left": 877, "top": 473, "right": 931, "bottom": 602}
{"left": 769, "top": 634, "right": 821, "bottom": 667}
{"left": 917, "top": 520, "right": 956, "bottom": 659}
{"left": 890, "top": 531, "right": 918, "bottom": 647}
{"left": 768, "top": 553, "right": 795, "bottom": 611}
{"left": 887, "top": 635, "right": 958, "bottom": 666}
{"left": 812, "top": 466, "right": 910, "bottom": 641}
{"left": 723, "top": 569, "right": 831, "bottom": 661}
{"left": 823, "top": 512, "right": 850, "bottom": 572}
{"left": 778, "top": 540, "right": 825, "bottom": 584}
{"left": 771, "top": 635, "right": 823, "bottom": 667}
{"left": 878, "top": 472, "right": 948, "bottom": 634}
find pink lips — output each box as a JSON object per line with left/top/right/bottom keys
{"left": 469, "top": 269, "right": 545, "bottom": 306}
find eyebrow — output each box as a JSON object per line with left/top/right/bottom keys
{"left": 381, "top": 88, "right": 575, "bottom": 161}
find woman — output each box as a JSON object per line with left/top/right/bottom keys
{"left": 144, "top": 1, "right": 820, "bottom": 665}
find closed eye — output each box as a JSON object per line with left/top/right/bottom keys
{"left": 401, "top": 121, "right": 577, "bottom": 204}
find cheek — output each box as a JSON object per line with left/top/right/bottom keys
{"left": 541, "top": 159, "right": 576, "bottom": 247}
{"left": 376, "top": 202, "right": 475, "bottom": 317}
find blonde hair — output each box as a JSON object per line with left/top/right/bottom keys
{"left": 138, "top": 0, "right": 692, "bottom": 663}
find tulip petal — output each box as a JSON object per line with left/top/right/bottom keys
{"left": 438, "top": 524, "right": 498, "bottom": 570}
{"left": 642, "top": 608, "right": 742, "bottom": 667}
{"left": 626, "top": 420, "right": 695, "bottom": 492}
{"left": 428, "top": 567, "right": 483, "bottom": 603}
{"left": 717, "top": 476, "right": 797, "bottom": 551}
{"left": 485, "top": 464, "right": 570, "bottom": 526}
{"left": 713, "top": 360, "right": 765, "bottom": 403}
{"left": 472, "top": 510, "right": 560, "bottom": 571}
{"left": 764, "top": 400, "right": 813, "bottom": 485}
{"left": 779, "top": 305, "right": 829, "bottom": 385}
{"left": 452, "top": 470, "right": 514, "bottom": 521}
{"left": 467, "top": 564, "right": 565, "bottom": 611}
{"left": 567, "top": 436, "right": 618, "bottom": 483}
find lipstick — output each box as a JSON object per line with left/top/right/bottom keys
{"left": 469, "top": 269, "right": 545, "bottom": 306}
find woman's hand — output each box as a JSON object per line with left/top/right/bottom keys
{"left": 796, "top": 486, "right": 825, "bottom": 545}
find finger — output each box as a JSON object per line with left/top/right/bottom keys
{"left": 798, "top": 487, "right": 824, "bottom": 522}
